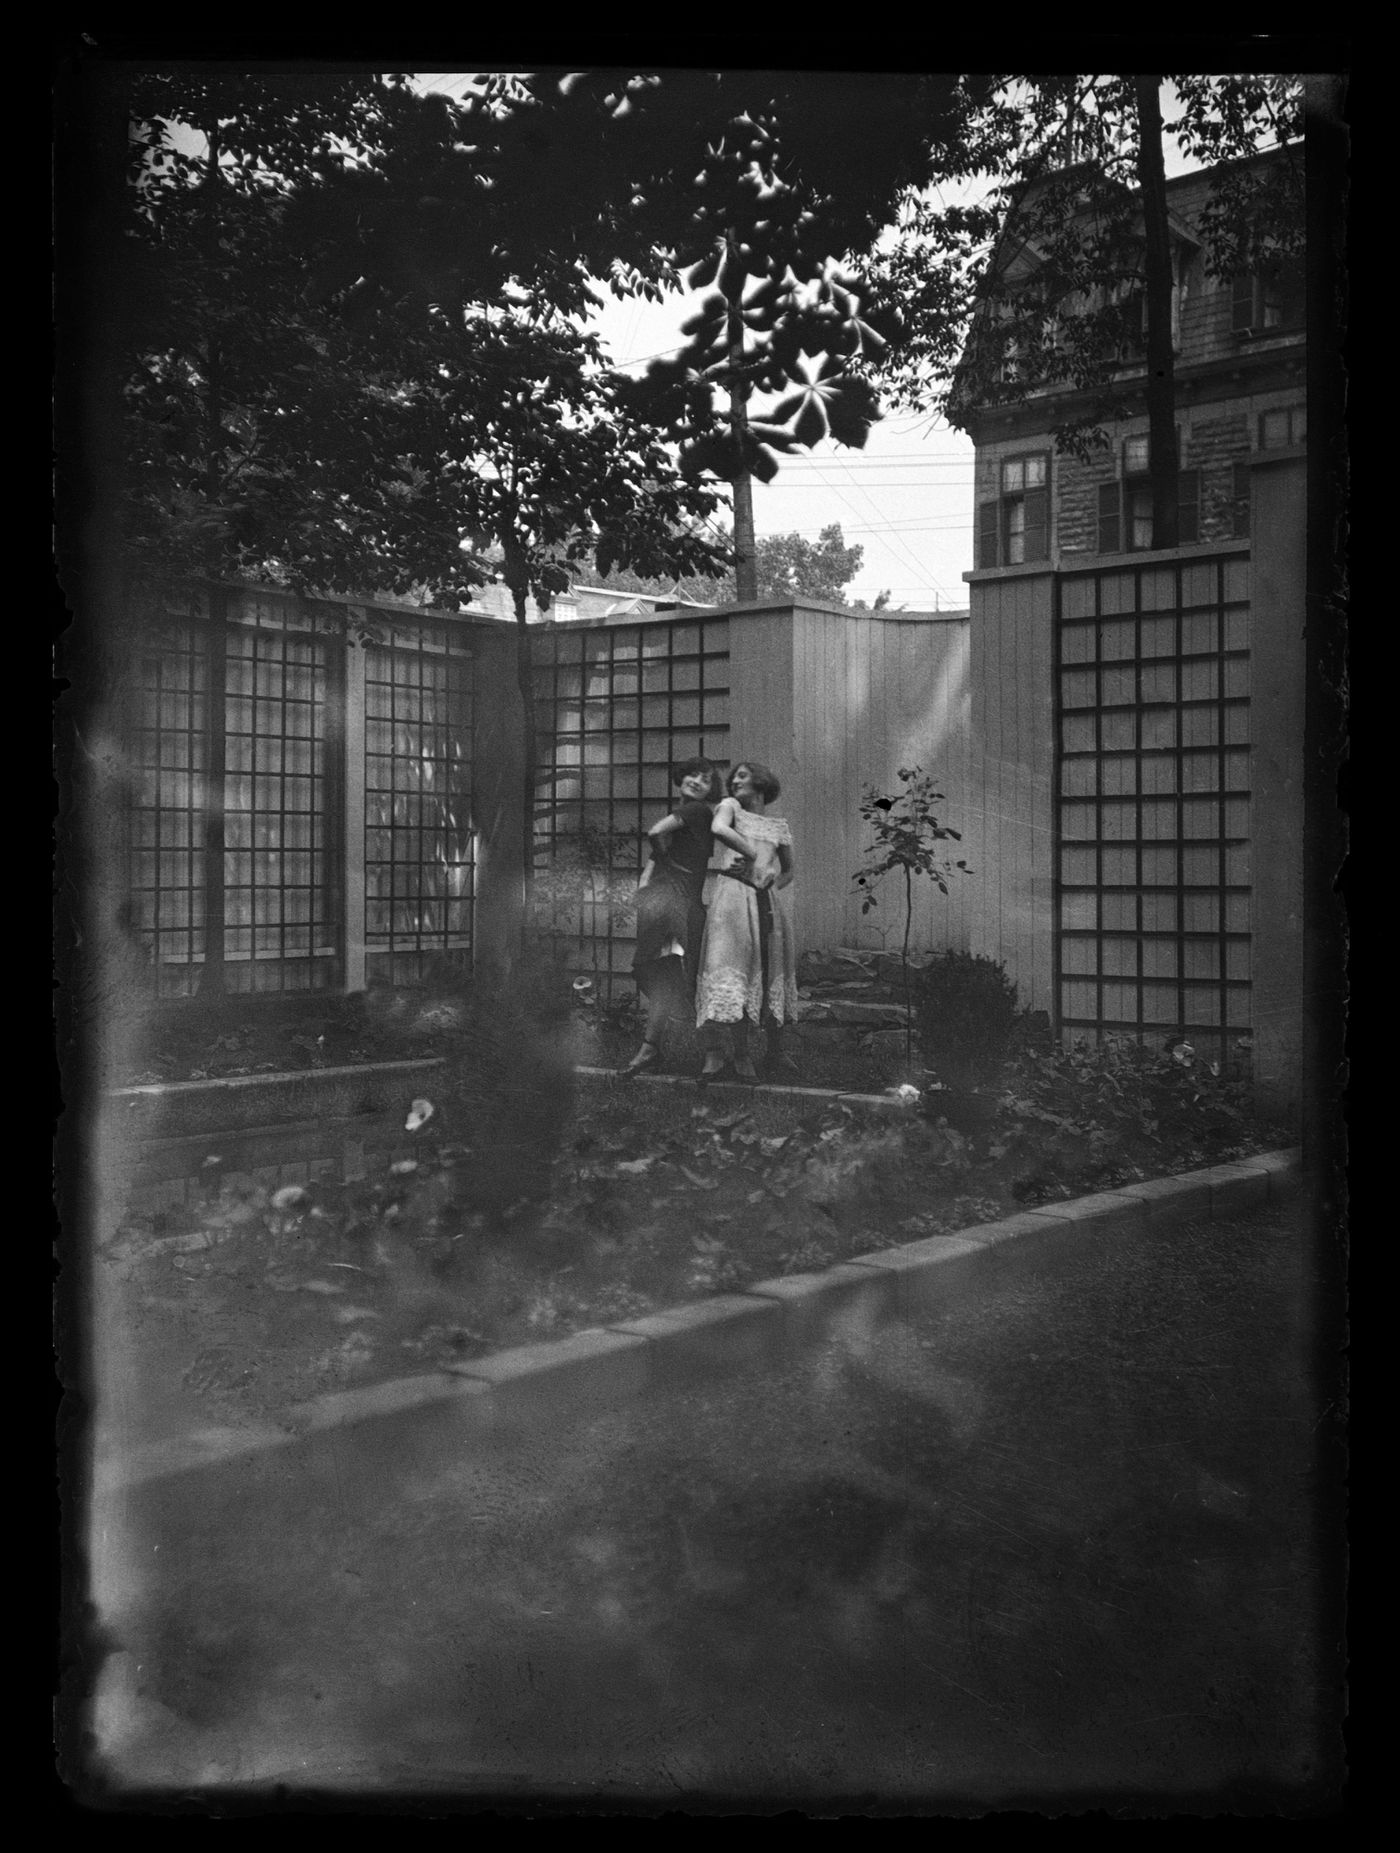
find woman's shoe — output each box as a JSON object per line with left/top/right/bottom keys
{"left": 731, "top": 1055, "right": 758, "bottom": 1083}
{"left": 698, "top": 1053, "right": 729, "bottom": 1085}
{"left": 622, "top": 1042, "right": 662, "bottom": 1077}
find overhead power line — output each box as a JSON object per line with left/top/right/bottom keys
{"left": 767, "top": 453, "right": 973, "bottom": 466}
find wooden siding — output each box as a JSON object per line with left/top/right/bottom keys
{"left": 523, "top": 602, "right": 972, "bottom": 983}
{"left": 785, "top": 609, "right": 971, "bottom": 958}
{"left": 1246, "top": 457, "right": 1306, "bottom": 1120}
{"left": 965, "top": 572, "right": 1058, "bottom": 1015}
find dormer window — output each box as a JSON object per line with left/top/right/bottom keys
{"left": 1231, "top": 258, "right": 1305, "bottom": 335}
{"left": 1114, "top": 245, "right": 1192, "bottom": 360}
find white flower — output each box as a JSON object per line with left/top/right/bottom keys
{"left": 270, "top": 1185, "right": 309, "bottom": 1212}
{"left": 405, "top": 1098, "right": 435, "bottom": 1132}
{"left": 894, "top": 1084, "right": 922, "bottom": 1105}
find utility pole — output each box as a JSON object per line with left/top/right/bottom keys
{"left": 1134, "top": 74, "right": 1180, "bottom": 550}
{"left": 725, "top": 233, "right": 758, "bottom": 602}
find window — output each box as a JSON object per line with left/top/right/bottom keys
{"left": 1113, "top": 247, "right": 1191, "bottom": 360}
{"left": 1116, "top": 287, "right": 1149, "bottom": 361}
{"left": 978, "top": 451, "right": 1050, "bottom": 567}
{"left": 1231, "top": 259, "right": 1304, "bottom": 335}
{"left": 1230, "top": 463, "right": 1251, "bottom": 539}
{"left": 1259, "top": 403, "right": 1306, "bottom": 449}
{"left": 1096, "top": 433, "right": 1199, "bottom": 553}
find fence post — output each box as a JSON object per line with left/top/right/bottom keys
{"left": 341, "top": 609, "right": 368, "bottom": 993}
{"left": 196, "top": 584, "right": 228, "bottom": 998}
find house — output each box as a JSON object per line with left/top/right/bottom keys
{"left": 463, "top": 580, "right": 716, "bottom": 624}
{"left": 951, "top": 145, "right": 1308, "bottom": 1119}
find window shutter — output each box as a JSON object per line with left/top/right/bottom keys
{"left": 1023, "top": 487, "right": 1049, "bottom": 562}
{"left": 1278, "top": 257, "right": 1306, "bottom": 328}
{"left": 1231, "top": 272, "right": 1257, "bottom": 334}
{"left": 1097, "top": 482, "right": 1121, "bottom": 554}
{"left": 1231, "top": 462, "right": 1251, "bottom": 539}
{"left": 1177, "top": 469, "right": 1200, "bottom": 545}
{"left": 978, "top": 499, "right": 1000, "bottom": 569}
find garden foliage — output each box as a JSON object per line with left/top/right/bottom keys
{"left": 914, "top": 951, "right": 1022, "bottom": 1093}
{"left": 851, "top": 767, "right": 969, "bottom": 1065}
{"left": 989, "top": 1032, "right": 1261, "bottom": 1200}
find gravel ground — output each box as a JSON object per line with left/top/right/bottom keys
{"left": 79, "top": 1191, "right": 1345, "bottom": 1815}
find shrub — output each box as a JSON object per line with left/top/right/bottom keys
{"left": 992, "top": 1032, "right": 1262, "bottom": 1199}
{"left": 913, "top": 952, "right": 1021, "bottom": 1092}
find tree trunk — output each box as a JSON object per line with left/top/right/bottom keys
{"left": 196, "top": 117, "right": 229, "bottom": 997}
{"left": 902, "top": 863, "right": 914, "bottom": 1071}
{"left": 201, "top": 117, "right": 227, "bottom": 527}
{"left": 1133, "top": 76, "right": 1179, "bottom": 550}
{"left": 726, "top": 239, "right": 758, "bottom": 602}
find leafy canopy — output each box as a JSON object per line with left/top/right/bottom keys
{"left": 114, "top": 71, "right": 731, "bottom": 600}
{"left": 863, "top": 74, "right": 1305, "bottom": 452}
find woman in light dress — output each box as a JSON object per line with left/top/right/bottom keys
{"left": 695, "top": 759, "right": 799, "bottom": 1082}
{"left": 622, "top": 756, "right": 757, "bottom": 1075}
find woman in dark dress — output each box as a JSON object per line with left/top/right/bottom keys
{"left": 623, "top": 757, "right": 756, "bottom": 1074}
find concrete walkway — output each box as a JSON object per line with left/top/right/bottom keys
{"left": 80, "top": 1182, "right": 1342, "bottom": 1811}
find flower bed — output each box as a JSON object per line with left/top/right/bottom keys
{"left": 102, "top": 1034, "right": 1285, "bottom": 1445}
{"left": 119, "top": 993, "right": 462, "bottom": 1088}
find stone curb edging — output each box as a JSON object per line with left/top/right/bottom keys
{"left": 96, "top": 1147, "right": 1301, "bottom": 1494}
{"left": 106, "top": 1058, "right": 899, "bottom": 1141}
{"left": 574, "top": 1064, "right": 912, "bottom": 1114}
{"left": 106, "top": 1058, "right": 447, "bottom": 1137}
{"left": 110, "top": 1056, "right": 447, "bottom": 1103}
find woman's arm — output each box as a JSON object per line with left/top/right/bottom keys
{"left": 638, "top": 809, "right": 682, "bottom": 890}
{"left": 647, "top": 810, "right": 684, "bottom": 846}
{"left": 711, "top": 799, "right": 755, "bottom": 860}
{"left": 774, "top": 843, "right": 795, "bottom": 890}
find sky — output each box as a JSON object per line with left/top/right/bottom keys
{"left": 414, "top": 70, "right": 979, "bottom": 611}
{"left": 588, "top": 286, "right": 977, "bottom": 612}
{"left": 415, "top": 73, "right": 1221, "bottom": 612}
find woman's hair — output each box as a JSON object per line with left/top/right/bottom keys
{"left": 672, "top": 756, "right": 721, "bottom": 802}
{"left": 731, "top": 760, "right": 781, "bottom": 802}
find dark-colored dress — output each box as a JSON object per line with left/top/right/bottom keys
{"left": 632, "top": 800, "right": 713, "bottom": 1000}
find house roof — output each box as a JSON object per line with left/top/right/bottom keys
{"left": 952, "top": 143, "right": 1301, "bottom": 423}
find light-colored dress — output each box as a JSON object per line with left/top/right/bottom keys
{"left": 695, "top": 810, "right": 799, "bottom": 1028}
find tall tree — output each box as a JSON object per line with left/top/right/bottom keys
{"left": 93, "top": 69, "right": 737, "bottom": 937}
{"left": 1133, "top": 74, "right": 1180, "bottom": 548}
{"left": 458, "top": 70, "right": 1002, "bottom": 597}
{"left": 117, "top": 72, "right": 482, "bottom": 597}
